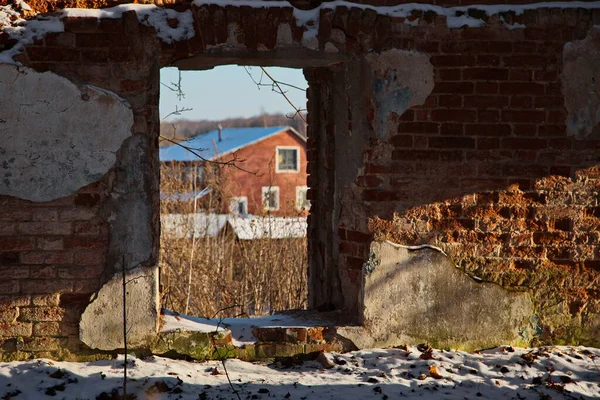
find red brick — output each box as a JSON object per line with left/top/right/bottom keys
{"left": 33, "top": 322, "right": 61, "bottom": 337}
{"left": 390, "top": 135, "right": 413, "bottom": 147}
{"left": 431, "top": 109, "right": 476, "bottom": 123}
{"left": 501, "top": 110, "right": 545, "bottom": 124}
{"left": 64, "top": 237, "right": 108, "bottom": 250}
{"left": 58, "top": 264, "right": 106, "bottom": 279}
{"left": 0, "top": 308, "right": 18, "bottom": 323}
{"left": 356, "top": 176, "right": 383, "bottom": 188}
{"left": 73, "top": 221, "right": 101, "bottom": 236}
{"left": 0, "top": 266, "right": 29, "bottom": 280}
{"left": 462, "top": 68, "right": 509, "bottom": 81}
{"left": 432, "top": 82, "right": 474, "bottom": 94}
{"left": 503, "top": 164, "right": 549, "bottom": 177}
{"left": 73, "top": 250, "right": 106, "bottom": 265}
{"left": 32, "top": 294, "right": 60, "bottom": 306}
{"left": 437, "top": 69, "right": 461, "bottom": 81}
{"left": 0, "top": 237, "right": 35, "bottom": 251}
{"left": 475, "top": 82, "right": 498, "bottom": 94}
{"left": 502, "top": 138, "right": 547, "bottom": 150}
{"left": 31, "top": 208, "right": 58, "bottom": 222}
{"left": 20, "top": 251, "right": 73, "bottom": 265}
{"left": 438, "top": 95, "right": 463, "bottom": 107}
{"left": 0, "top": 209, "right": 31, "bottom": 221}
{"left": 499, "top": 82, "right": 545, "bottom": 96}
{"left": 36, "top": 237, "right": 64, "bottom": 251}
{"left": 464, "top": 124, "right": 511, "bottom": 136}
{"left": 25, "top": 46, "right": 81, "bottom": 62}
{"left": 398, "top": 122, "right": 439, "bottom": 134}
{"left": 429, "top": 137, "right": 475, "bottom": 149}
{"left": 431, "top": 55, "right": 476, "bottom": 67}
{"left": 18, "top": 222, "right": 72, "bottom": 236}
{"left": 510, "top": 96, "right": 533, "bottom": 109}
{"left": 0, "top": 280, "right": 19, "bottom": 294}
{"left": 20, "top": 280, "right": 73, "bottom": 294}
{"left": 0, "top": 322, "right": 32, "bottom": 336}
{"left": 0, "top": 295, "right": 30, "bottom": 308}
{"left": 464, "top": 95, "right": 509, "bottom": 109}
{"left": 509, "top": 69, "right": 533, "bottom": 81}
{"left": 503, "top": 55, "right": 552, "bottom": 68}
{"left": 18, "top": 307, "right": 64, "bottom": 322}
{"left": 0, "top": 223, "right": 16, "bottom": 236}
{"left": 30, "top": 266, "right": 58, "bottom": 279}
{"left": 440, "top": 123, "right": 463, "bottom": 136}
{"left": 534, "top": 96, "right": 564, "bottom": 108}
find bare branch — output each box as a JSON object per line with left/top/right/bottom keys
{"left": 159, "top": 135, "right": 260, "bottom": 176}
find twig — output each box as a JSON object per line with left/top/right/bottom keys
{"left": 159, "top": 135, "right": 260, "bottom": 175}
{"left": 122, "top": 254, "right": 128, "bottom": 399}
{"left": 212, "top": 307, "right": 243, "bottom": 400}
{"left": 244, "top": 67, "right": 307, "bottom": 123}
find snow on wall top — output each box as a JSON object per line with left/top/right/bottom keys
{"left": 2, "top": 1, "right": 600, "bottom": 64}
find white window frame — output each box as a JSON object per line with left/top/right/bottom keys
{"left": 229, "top": 196, "right": 248, "bottom": 216}
{"left": 275, "top": 146, "right": 301, "bottom": 173}
{"left": 296, "top": 186, "right": 310, "bottom": 211}
{"left": 262, "top": 186, "right": 280, "bottom": 211}
{"left": 182, "top": 165, "right": 203, "bottom": 183}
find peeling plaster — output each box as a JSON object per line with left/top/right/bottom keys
{"left": 360, "top": 241, "right": 534, "bottom": 350}
{"left": 0, "top": 65, "right": 132, "bottom": 202}
{"left": 562, "top": 28, "right": 600, "bottom": 138}
{"left": 366, "top": 50, "right": 434, "bottom": 139}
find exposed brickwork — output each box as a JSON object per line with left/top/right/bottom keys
{"left": 0, "top": 178, "right": 110, "bottom": 356}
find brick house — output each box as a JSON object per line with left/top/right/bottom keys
{"left": 160, "top": 126, "right": 309, "bottom": 217}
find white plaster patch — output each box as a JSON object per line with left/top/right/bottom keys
{"left": 80, "top": 267, "right": 159, "bottom": 350}
{"left": 0, "top": 65, "right": 132, "bottom": 202}
{"left": 366, "top": 49, "right": 434, "bottom": 139}
{"left": 562, "top": 28, "right": 600, "bottom": 138}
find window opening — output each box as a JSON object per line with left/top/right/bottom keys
{"left": 159, "top": 65, "right": 309, "bottom": 319}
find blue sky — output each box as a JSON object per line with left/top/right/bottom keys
{"left": 160, "top": 66, "right": 308, "bottom": 121}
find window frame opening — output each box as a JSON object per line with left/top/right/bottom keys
{"left": 275, "top": 145, "right": 301, "bottom": 173}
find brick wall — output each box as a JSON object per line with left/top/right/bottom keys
{"left": 1, "top": 13, "right": 161, "bottom": 357}
{"left": 1, "top": 1, "right": 599, "bottom": 354}
{"left": 0, "top": 178, "right": 110, "bottom": 355}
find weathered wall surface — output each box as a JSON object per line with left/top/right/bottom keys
{"left": 0, "top": 12, "right": 162, "bottom": 359}
{"left": 0, "top": 0, "right": 599, "bottom": 356}
{"left": 0, "top": 65, "right": 133, "bottom": 202}
{"left": 360, "top": 241, "right": 533, "bottom": 351}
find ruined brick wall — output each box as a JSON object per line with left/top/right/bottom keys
{"left": 1, "top": 14, "right": 161, "bottom": 358}
{"left": 330, "top": 10, "right": 600, "bottom": 344}
{"left": 1, "top": 0, "right": 599, "bottom": 356}
{"left": 0, "top": 179, "right": 110, "bottom": 355}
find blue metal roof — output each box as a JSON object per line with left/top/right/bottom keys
{"left": 160, "top": 126, "right": 290, "bottom": 161}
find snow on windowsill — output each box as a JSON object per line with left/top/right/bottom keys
{"left": 162, "top": 309, "right": 324, "bottom": 347}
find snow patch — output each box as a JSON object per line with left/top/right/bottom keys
{"left": 162, "top": 310, "right": 322, "bottom": 346}
{"left": 0, "top": 346, "right": 599, "bottom": 399}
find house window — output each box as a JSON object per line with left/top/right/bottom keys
{"left": 262, "top": 186, "right": 280, "bottom": 211}
{"left": 182, "top": 165, "right": 203, "bottom": 183}
{"left": 230, "top": 197, "right": 248, "bottom": 216}
{"left": 276, "top": 146, "right": 300, "bottom": 173}
{"left": 296, "top": 186, "right": 310, "bottom": 211}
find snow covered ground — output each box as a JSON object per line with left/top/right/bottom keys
{"left": 0, "top": 345, "right": 598, "bottom": 399}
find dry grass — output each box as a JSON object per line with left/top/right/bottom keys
{"left": 159, "top": 161, "right": 308, "bottom": 318}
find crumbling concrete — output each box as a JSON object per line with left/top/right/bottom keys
{"left": 0, "top": 65, "right": 132, "bottom": 202}
{"left": 359, "top": 241, "right": 533, "bottom": 351}
{"left": 562, "top": 27, "right": 600, "bottom": 138}
{"left": 80, "top": 267, "right": 159, "bottom": 350}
